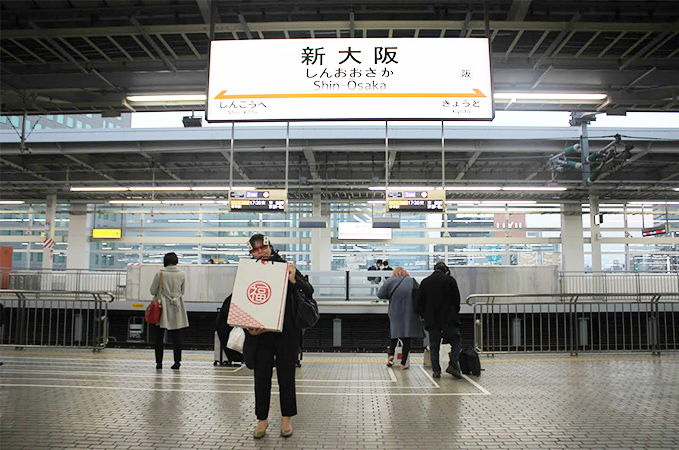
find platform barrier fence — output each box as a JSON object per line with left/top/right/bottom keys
{"left": 467, "top": 293, "right": 678, "bottom": 354}
{"left": 0, "top": 290, "right": 114, "bottom": 351}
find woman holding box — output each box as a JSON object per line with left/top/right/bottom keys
{"left": 243, "top": 234, "right": 314, "bottom": 439}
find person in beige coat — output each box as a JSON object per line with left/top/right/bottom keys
{"left": 149, "top": 252, "right": 189, "bottom": 369}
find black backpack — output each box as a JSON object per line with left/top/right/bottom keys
{"left": 458, "top": 345, "right": 482, "bottom": 376}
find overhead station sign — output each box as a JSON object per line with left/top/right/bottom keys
{"left": 206, "top": 38, "right": 493, "bottom": 122}
{"left": 387, "top": 189, "right": 445, "bottom": 212}
{"left": 229, "top": 189, "right": 287, "bottom": 212}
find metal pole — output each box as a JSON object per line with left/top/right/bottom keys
{"left": 286, "top": 122, "right": 290, "bottom": 192}
{"left": 384, "top": 121, "right": 389, "bottom": 189}
{"left": 229, "top": 122, "right": 234, "bottom": 191}
{"left": 579, "top": 119, "right": 590, "bottom": 184}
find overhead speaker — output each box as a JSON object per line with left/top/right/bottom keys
{"left": 182, "top": 116, "right": 202, "bottom": 127}
{"left": 372, "top": 217, "right": 400, "bottom": 228}
{"left": 299, "top": 217, "right": 328, "bottom": 228}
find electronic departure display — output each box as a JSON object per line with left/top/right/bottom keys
{"left": 387, "top": 190, "right": 445, "bottom": 212}
{"left": 229, "top": 189, "right": 287, "bottom": 212}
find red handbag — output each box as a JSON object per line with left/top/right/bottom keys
{"left": 145, "top": 272, "right": 163, "bottom": 324}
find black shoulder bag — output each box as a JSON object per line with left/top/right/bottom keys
{"left": 292, "top": 278, "right": 319, "bottom": 329}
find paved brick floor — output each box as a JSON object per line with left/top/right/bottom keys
{"left": 1, "top": 349, "right": 678, "bottom": 449}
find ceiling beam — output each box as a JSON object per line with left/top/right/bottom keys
{"left": 238, "top": 13, "right": 253, "bottom": 39}
{"left": 455, "top": 151, "right": 481, "bottom": 181}
{"left": 219, "top": 151, "right": 250, "bottom": 180}
{"left": 533, "top": 13, "right": 580, "bottom": 69}
{"left": 507, "top": 0, "right": 532, "bottom": 21}
{"left": 0, "top": 157, "right": 54, "bottom": 182}
{"left": 63, "top": 154, "right": 118, "bottom": 182}
{"left": 140, "top": 151, "right": 181, "bottom": 181}
{"left": 130, "top": 17, "right": 177, "bottom": 72}
{"left": 303, "top": 148, "right": 321, "bottom": 181}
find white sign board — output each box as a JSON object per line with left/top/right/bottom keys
{"left": 228, "top": 258, "right": 289, "bottom": 332}
{"left": 207, "top": 38, "right": 493, "bottom": 122}
{"left": 338, "top": 222, "right": 392, "bottom": 240}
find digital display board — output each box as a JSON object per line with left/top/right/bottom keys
{"left": 229, "top": 189, "right": 287, "bottom": 212}
{"left": 206, "top": 38, "right": 493, "bottom": 122}
{"left": 387, "top": 190, "right": 445, "bottom": 212}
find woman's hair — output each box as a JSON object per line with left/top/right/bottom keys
{"left": 164, "top": 252, "right": 179, "bottom": 267}
{"left": 247, "top": 233, "right": 271, "bottom": 251}
{"left": 392, "top": 266, "right": 409, "bottom": 277}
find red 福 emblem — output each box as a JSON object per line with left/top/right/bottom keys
{"left": 247, "top": 281, "right": 271, "bottom": 305}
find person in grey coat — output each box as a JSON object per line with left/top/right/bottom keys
{"left": 149, "top": 252, "right": 189, "bottom": 370}
{"left": 377, "top": 267, "right": 424, "bottom": 369}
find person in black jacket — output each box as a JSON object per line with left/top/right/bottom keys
{"left": 417, "top": 261, "right": 462, "bottom": 379}
{"left": 243, "top": 234, "right": 314, "bottom": 439}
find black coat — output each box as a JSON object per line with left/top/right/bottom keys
{"left": 242, "top": 253, "right": 314, "bottom": 369}
{"left": 416, "top": 270, "right": 461, "bottom": 329}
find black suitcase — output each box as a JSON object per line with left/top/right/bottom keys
{"left": 458, "top": 345, "right": 482, "bottom": 376}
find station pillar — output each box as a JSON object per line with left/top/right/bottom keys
{"left": 560, "top": 203, "right": 585, "bottom": 272}
{"left": 311, "top": 193, "right": 331, "bottom": 270}
{"left": 66, "top": 203, "right": 92, "bottom": 270}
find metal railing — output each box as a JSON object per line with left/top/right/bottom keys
{"left": 7, "top": 269, "right": 126, "bottom": 300}
{"left": 0, "top": 290, "right": 114, "bottom": 351}
{"left": 467, "top": 293, "right": 678, "bottom": 355}
{"left": 561, "top": 272, "right": 679, "bottom": 298}
{"left": 3, "top": 268, "right": 677, "bottom": 303}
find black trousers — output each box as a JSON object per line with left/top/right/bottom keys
{"left": 428, "top": 324, "right": 461, "bottom": 373}
{"left": 154, "top": 325, "right": 183, "bottom": 365}
{"left": 254, "top": 332, "right": 298, "bottom": 420}
{"left": 388, "top": 337, "right": 412, "bottom": 364}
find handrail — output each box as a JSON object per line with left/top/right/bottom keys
{"left": 466, "top": 292, "right": 669, "bottom": 305}
{"left": 0, "top": 289, "right": 115, "bottom": 303}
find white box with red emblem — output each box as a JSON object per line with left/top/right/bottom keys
{"left": 227, "top": 258, "right": 290, "bottom": 332}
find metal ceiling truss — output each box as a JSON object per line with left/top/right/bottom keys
{"left": 1, "top": 1, "right": 678, "bottom": 114}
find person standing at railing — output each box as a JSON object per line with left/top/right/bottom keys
{"left": 149, "top": 252, "right": 189, "bottom": 370}
{"left": 417, "top": 262, "right": 462, "bottom": 379}
{"left": 367, "top": 259, "right": 383, "bottom": 295}
{"left": 377, "top": 267, "right": 424, "bottom": 369}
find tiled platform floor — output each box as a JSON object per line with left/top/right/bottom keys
{"left": 1, "top": 348, "right": 678, "bottom": 449}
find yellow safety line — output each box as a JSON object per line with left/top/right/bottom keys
{"left": 214, "top": 89, "right": 487, "bottom": 100}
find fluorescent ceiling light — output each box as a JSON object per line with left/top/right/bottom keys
{"left": 481, "top": 201, "right": 537, "bottom": 205}
{"left": 127, "top": 94, "right": 207, "bottom": 102}
{"left": 494, "top": 93, "right": 607, "bottom": 101}
{"left": 369, "top": 186, "right": 435, "bottom": 191}
{"left": 675, "top": 188, "right": 679, "bottom": 192}
{"left": 190, "top": 187, "right": 231, "bottom": 191}
{"left": 229, "top": 186, "right": 262, "bottom": 190}
{"left": 628, "top": 201, "right": 679, "bottom": 205}
{"left": 445, "top": 186, "right": 502, "bottom": 191}
{"left": 70, "top": 187, "right": 128, "bottom": 192}
{"left": 502, "top": 187, "right": 567, "bottom": 192}
{"left": 108, "top": 200, "right": 161, "bottom": 204}
{"left": 161, "top": 200, "right": 217, "bottom": 204}
{"left": 129, "top": 187, "right": 191, "bottom": 191}
{"left": 0, "top": 200, "right": 25, "bottom": 205}
{"left": 368, "top": 200, "right": 386, "bottom": 204}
